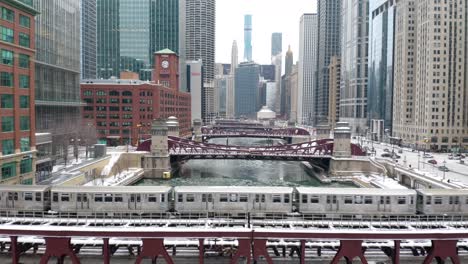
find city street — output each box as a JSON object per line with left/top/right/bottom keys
{"left": 358, "top": 138, "right": 468, "bottom": 187}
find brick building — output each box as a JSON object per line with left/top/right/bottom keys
{"left": 0, "top": 0, "right": 37, "bottom": 184}
{"left": 81, "top": 49, "right": 191, "bottom": 145}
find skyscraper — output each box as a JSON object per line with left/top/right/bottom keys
{"left": 81, "top": 0, "right": 97, "bottom": 79}
{"left": 235, "top": 62, "right": 260, "bottom": 117}
{"left": 285, "top": 45, "right": 293, "bottom": 76}
{"left": 317, "top": 0, "right": 341, "bottom": 125}
{"left": 339, "top": 0, "right": 369, "bottom": 134}
{"left": 244, "top": 14, "right": 252, "bottom": 62}
{"left": 368, "top": 0, "right": 396, "bottom": 135}
{"left": 271, "top": 32, "right": 282, "bottom": 57}
{"left": 393, "top": 0, "right": 468, "bottom": 151}
{"left": 185, "top": 0, "right": 216, "bottom": 121}
{"left": 298, "top": 14, "right": 318, "bottom": 125}
{"left": 226, "top": 40, "right": 238, "bottom": 118}
{"left": 97, "top": 0, "right": 181, "bottom": 80}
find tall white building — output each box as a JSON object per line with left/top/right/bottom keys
{"left": 187, "top": 60, "right": 203, "bottom": 122}
{"left": 226, "top": 40, "right": 238, "bottom": 118}
{"left": 298, "top": 14, "right": 318, "bottom": 125}
{"left": 272, "top": 53, "right": 282, "bottom": 114}
{"left": 393, "top": 0, "right": 468, "bottom": 151}
{"left": 185, "top": 0, "right": 216, "bottom": 121}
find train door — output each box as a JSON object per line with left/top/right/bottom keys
{"left": 203, "top": 194, "right": 214, "bottom": 211}
{"left": 378, "top": 196, "right": 391, "bottom": 212}
{"left": 6, "top": 192, "right": 18, "bottom": 209}
{"left": 449, "top": 196, "right": 461, "bottom": 213}
{"left": 129, "top": 194, "right": 142, "bottom": 210}
{"left": 253, "top": 194, "right": 266, "bottom": 211}
{"left": 326, "top": 195, "right": 338, "bottom": 211}
{"left": 76, "top": 193, "right": 89, "bottom": 210}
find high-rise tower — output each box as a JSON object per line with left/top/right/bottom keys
{"left": 317, "top": 0, "right": 342, "bottom": 125}
{"left": 81, "top": 0, "right": 97, "bottom": 79}
{"left": 226, "top": 40, "right": 238, "bottom": 118}
{"left": 271, "top": 32, "right": 282, "bottom": 57}
{"left": 185, "top": 0, "right": 216, "bottom": 121}
{"left": 298, "top": 14, "right": 319, "bottom": 125}
{"left": 285, "top": 45, "right": 293, "bottom": 76}
{"left": 244, "top": 15, "right": 253, "bottom": 62}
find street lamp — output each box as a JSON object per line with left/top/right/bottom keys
{"left": 443, "top": 160, "right": 447, "bottom": 181}
{"left": 418, "top": 151, "right": 420, "bottom": 170}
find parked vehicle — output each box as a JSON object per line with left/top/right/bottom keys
{"left": 423, "top": 154, "right": 434, "bottom": 158}
{"left": 381, "top": 153, "right": 392, "bottom": 158}
{"left": 438, "top": 166, "right": 449, "bottom": 172}
{"left": 428, "top": 160, "right": 437, "bottom": 165}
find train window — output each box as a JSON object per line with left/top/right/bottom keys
{"left": 364, "top": 196, "right": 373, "bottom": 204}
{"left": 449, "top": 197, "right": 459, "bottom": 205}
{"left": 410, "top": 196, "right": 414, "bottom": 205}
{"left": 148, "top": 195, "right": 157, "bottom": 202}
{"left": 208, "top": 194, "right": 213, "bottom": 202}
{"left": 397, "top": 197, "right": 406, "bottom": 204}
{"left": 161, "top": 194, "right": 165, "bottom": 202}
{"left": 35, "top": 193, "right": 41, "bottom": 202}
{"left": 426, "top": 196, "right": 432, "bottom": 205}
{"left": 220, "top": 194, "right": 228, "bottom": 202}
{"left": 386, "top": 196, "right": 390, "bottom": 204}
{"left": 434, "top": 197, "right": 443, "bottom": 205}
{"left": 261, "top": 194, "right": 265, "bottom": 203}
{"left": 95, "top": 194, "right": 103, "bottom": 202}
{"left": 229, "top": 194, "right": 238, "bottom": 202}
{"left": 355, "top": 196, "right": 362, "bottom": 204}
{"left": 178, "top": 194, "right": 183, "bottom": 202}
{"left": 240, "top": 195, "right": 248, "bottom": 202}
{"left": 302, "top": 195, "right": 307, "bottom": 203}
{"left": 310, "top": 196, "right": 319, "bottom": 203}
{"left": 344, "top": 196, "right": 353, "bottom": 204}
{"left": 284, "top": 194, "right": 290, "bottom": 203}
{"left": 186, "top": 194, "right": 195, "bottom": 202}
{"left": 114, "top": 195, "right": 123, "bottom": 202}
{"left": 104, "top": 194, "right": 113, "bottom": 202}
{"left": 465, "top": 197, "right": 468, "bottom": 204}
{"left": 61, "top": 194, "right": 70, "bottom": 202}
{"left": 53, "top": 193, "right": 58, "bottom": 202}
{"left": 202, "top": 194, "right": 207, "bottom": 202}
{"left": 24, "top": 192, "right": 33, "bottom": 201}
{"left": 272, "top": 195, "right": 281, "bottom": 203}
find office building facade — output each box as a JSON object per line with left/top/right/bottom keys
{"left": 81, "top": 0, "right": 97, "bottom": 79}
{"left": 186, "top": 60, "right": 203, "bottom": 122}
{"left": 0, "top": 0, "right": 37, "bottom": 184}
{"left": 226, "top": 40, "right": 238, "bottom": 118}
{"left": 328, "top": 56, "right": 341, "bottom": 129}
{"left": 340, "top": 0, "right": 369, "bottom": 134}
{"left": 271, "top": 32, "right": 282, "bottom": 57}
{"left": 298, "top": 14, "right": 318, "bottom": 125}
{"left": 235, "top": 62, "right": 260, "bottom": 118}
{"left": 316, "top": 0, "right": 341, "bottom": 125}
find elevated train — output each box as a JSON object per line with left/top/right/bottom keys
{"left": 0, "top": 185, "right": 467, "bottom": 217}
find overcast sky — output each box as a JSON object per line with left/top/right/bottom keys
{"left": 215, "top": 0, "right": 317, "bottom": 66}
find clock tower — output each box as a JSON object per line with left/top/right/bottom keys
{"left": 153, "top": 49, "right": 179, "bottom": 90}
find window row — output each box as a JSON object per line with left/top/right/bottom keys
{"left": 2, "top": 137, "right": 30, "bottom": 155}
{"left": 53, "top": 193, "right": 165, "bottom": 203}
{"left": 0, "top": 7, "right": 30, "bottom": 28}
{"left": 1, "top": 116, "right": 30, "bottom": 132}
{"left": 0, "top": 25, "right": 30, "bottom": 47}
{"left": 0, "top": 158, "right": 32, "bottom": 180}
{"left": 1, "top": 94, "right": 30, "bottom": 108}
{"left": 301, "top": 195, "right": 412, "bottom": 205}
{"left": 177, "top": 194, "right": 290, "bottom": 203}
{"left": 84, "top": 90, "right": 133, "bottom": 96}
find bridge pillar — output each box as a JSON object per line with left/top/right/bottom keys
{"left": 166, "top": 116, "right": 180, "bottom": 137}
{"left": 316, "top": 124, "right": 331, "bottom": 140}
{"left": 333, "top": 122, "right": 352, "bottom": 158}
{"left": 143, "top": 119, "right": 171, "bottom": 178}
{"left": 192, "top": 119, "right": 203, "bottom": 142}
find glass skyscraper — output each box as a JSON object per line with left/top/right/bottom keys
{"left": 235, "top": 62, "right": 260, "bottom": 118}
{"left": 97, "top": 0, "right": 180, "bottom": 80}
{"left": 244, "top": 15, "right": 252, "bottom": 62}
{"left": 368, "top": 0, "right": 395, "bottom": 133}
{"left": 81, "top": 0, "right": 97, "bottom": 79}
{"left": 271, "top": 32, "right": 282, "bottom": 57}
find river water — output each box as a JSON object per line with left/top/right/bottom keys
{"left": 135, "top": 137, "right": 356, "bottom": 187}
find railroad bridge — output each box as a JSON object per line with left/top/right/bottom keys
{"left": 137, "top": 119, "right": 366, "bottom": 178}
{"left": 200, "top": 127, "right": 311, "bottom": 144}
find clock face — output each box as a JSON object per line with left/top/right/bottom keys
{"left": 161, "top": 60, "right": 169, "bottom": 69}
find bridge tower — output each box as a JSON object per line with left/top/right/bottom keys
{"left": 192, "top": 119, "right": 203, "bottom": 142}
{"left": 143, "top": 119, "right": 171, "bottom": 178}
{"left": 316, "top": 124, "right": 331, "bottom": 140}
{"left": 333, "top": 122, "right": 351, "bottom": 158}
{"left": 166, "top": 116, "right": 180, "bottom": 137}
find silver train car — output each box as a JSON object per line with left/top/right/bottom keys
{"left": 173, "top": 186, "right": 294, "bottom": 215}
{"left": 50, "top": 186, "right": 171, "bottom": 214}
{"left": 0, "top": 185, "right": 50, "bottom": 212}
{"left": 296, "top": 188, "right": 417, "bottom": 215}
{"left": 416, "top": 189, "right": 468, "bottom": 215}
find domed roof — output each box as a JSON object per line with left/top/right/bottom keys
{"left": 166, "top": 116, "right": 179, "bottom": 126}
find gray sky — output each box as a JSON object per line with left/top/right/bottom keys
{"left": 216, "top": 0, "right": 317, "bottom": 66}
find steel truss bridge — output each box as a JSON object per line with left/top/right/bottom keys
{"left": 0, "top": 213, "right": 467, "bottom": 264}
{"left": 201, "top": 127, "right": 311, "bottom": 141}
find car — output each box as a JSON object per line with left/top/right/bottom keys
{"left": 383, "top": 148, "right": 390, "bottom": 153}
{"left": 448, "top": 155, "right": 454, "bottom": 160}
{"left": 381, "top": 153, "right": 391, "bottom": 158}
{"left": 393, "top": 154, "right": 401, "bottom": 159}
{"left": 428, "top": 160, "right": 437, "bottom": 165}
{"left": 423, "top": 154, "right": 433, "bottom": 158}
{"left": 438, "top": 166, "right": 449, "bottom": 172}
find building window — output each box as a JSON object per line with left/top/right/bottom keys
{"left": 122, "top": 91, "right": 132, "bottom": 96}
{"left": 122, "top": 98, "right": 132, "bottom": 104}
{"left": 21, "top": 178, "right": 32, "bottom": 185}
{"left": 19, "top": 75, "right": 29, "bottom": 88}
{"left": 2, "top": 139, "right": 14, "bottom": 155}
{"left": 19, "top": 96, "right": 29, "bottom": 108}
{"left": 1, "top": 7, "right": 14, "bottom": 22}
{"left": 96, "top": 90, "right": 106, "bottom": 96}
{"left": 109, "top": 90, "right": 119, "bottom": 96}
{"left": 0, "top": 72, "right": 13, "bottom": 87}
{"left": 19, "top": 15, "right": 30, "bottom": 28}
{"left": 110, "top": 98, "right": 119, "bottom": 104}
{"left": 18, "top": 33, "right": 30, "bottom": 48}
{"left": 1, "top": 162, "right": 16, "bottom": 179}
{"left": 1, "top": 94, "right": 13, "bottom": 108}
{"left": 1, "top": 49, "right": 13, "bottom": 66}
{"left": 20, "top": 116, "right": 29, "bottom": 131}
{"left": 20, "top": 137, "right": 30, "bottom": 152}
{"left": 96, "top": 98, "right": 106, "bottom": 104}
{"left": 18, "top": 54, "right": 29, "bottom": 68}
{"left": 20, "top": 158, "right": 32, "bottom": 174}
{"left": 109, "top": 106, "right": 119, "bottom": 111}
{"left": 0, "top": 26, "right": 13, "bottom": 43}
{"left": 1, "top": 116, "right": 14, "bottom": 132}
{"left": 83, "top": 90, "right": 93, "bottom": 96}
